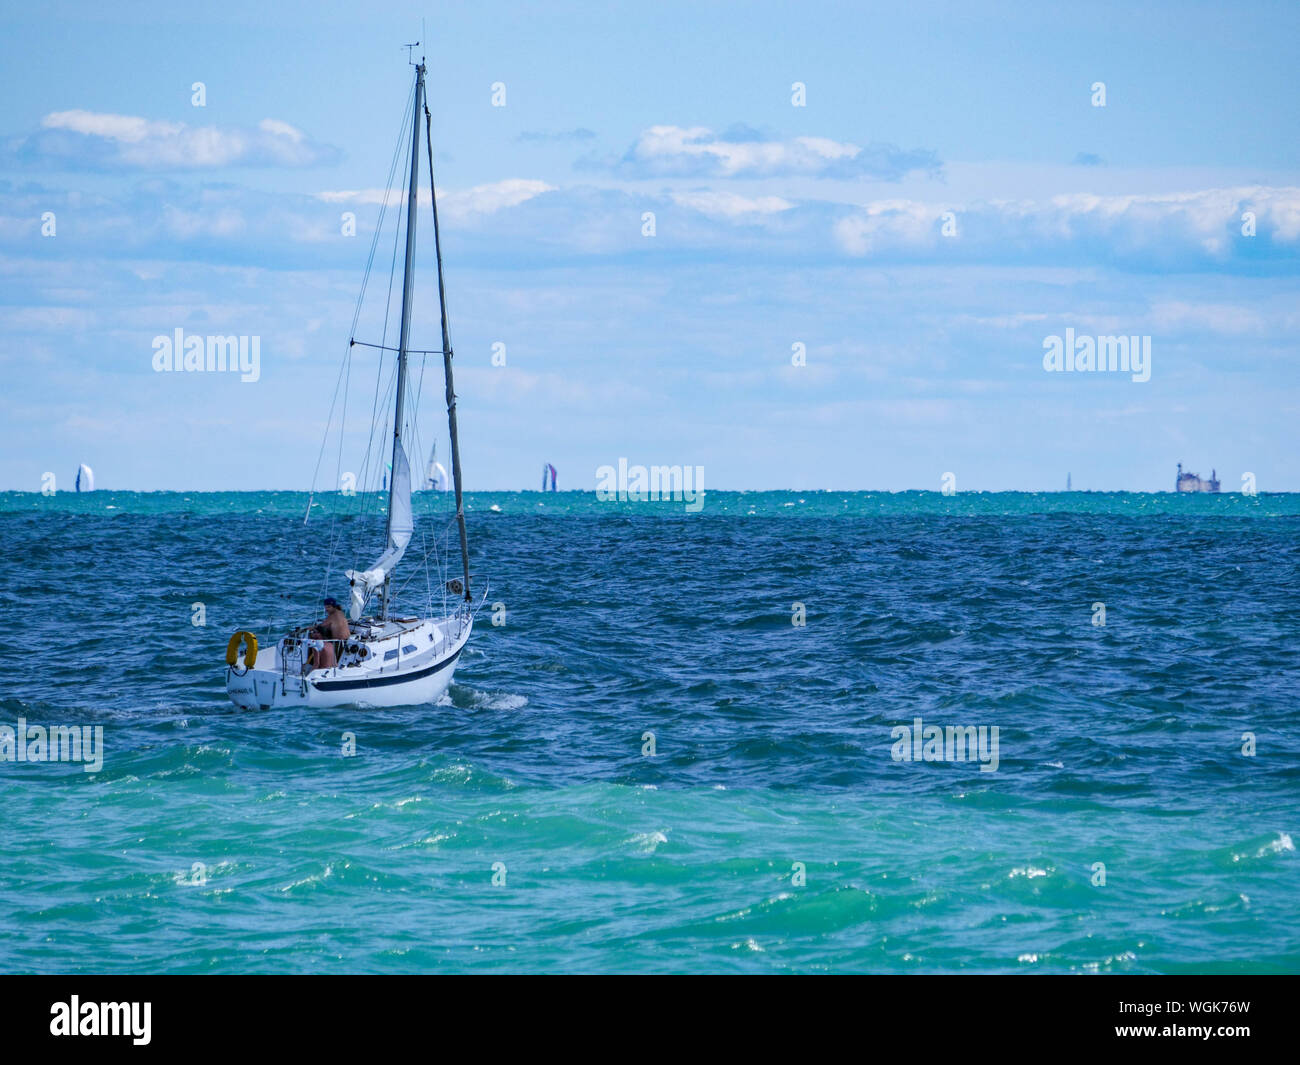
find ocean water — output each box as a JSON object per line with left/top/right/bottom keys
{"left": 1, "top": 489, "right": 1297, "bottom": 974}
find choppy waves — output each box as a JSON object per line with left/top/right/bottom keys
{"left": 0, "top": 492, "right": 1297, "bottom": 972}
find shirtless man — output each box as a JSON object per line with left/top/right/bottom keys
{"left": 307, "top": 596, "right": 351, "bottom": 671}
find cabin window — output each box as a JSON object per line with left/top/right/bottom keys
{"left": 384, "top": 649, "right": 399, "bottom": 661}
{"left": 402, "top": 644, "right": 418, "bottom": 655}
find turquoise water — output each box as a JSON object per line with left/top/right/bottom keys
{"left": 1, "top": 490, "right": 1297, "bottom": 973}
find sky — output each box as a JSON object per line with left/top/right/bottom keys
{"left": 1, "top": 0, "right": 1297, "bottom": 492}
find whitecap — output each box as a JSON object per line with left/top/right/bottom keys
{"left": 1256, "top": 832, "right": 1294, "bottom": 857}
{"left": 468, "top": 690, "right": 527, "bottom": 711}
{"left": 628, "top": 830, "right": 668, "bottom": 854}
{"left": 279, "top": 862, "right": 336, "bottom": 892}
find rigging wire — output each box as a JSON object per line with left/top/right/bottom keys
{"left": 307, "top": 83, "right": 413, "bottom": 513}
{"left": 308, "top": 79, "right": 417, "bottom": 614}
{"left": 300, "top": 66, "right": 464, "bottom": 625}
{"left": 321, "top": 82, "right": 418, "bottom": 600}
{"left": 424, "top": 82, "right": 472, "bottom": 608}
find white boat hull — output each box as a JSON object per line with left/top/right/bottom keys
{"left": 225, "top": 614, "right": 472, "bottom": 710}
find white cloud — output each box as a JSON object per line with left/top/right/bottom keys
{"left": 669, "top": 189, "right": 794, "bottom": 218}
{"left": 25, "top": 110, "right": 337, "bottom": 168}
{"left": 257, "top": 118, "right": 304, "bottom": 143}
{"left": 613, "top": 125, "right": 939, "bottom": 179}
{"left": 834, "top": 200, "right": 948, "bottom": 255}
{"left": 636, "top": 125, "right": 800, "bottom": 175}
{"left": 833, "top": 186, "right": 1300, "bottom": 260}
{"left": 5, "top": 173, "right": 1299, "bottom": 274}
{"left": 43, "top": 111, "right": 182, "bottom": 142}
{"left": 317, "top": 179, "right": 554, "bottom": 220}
{"left": 441, "top": 179, "right": 555, "bottom": 220}
{"left": 315, "top": 188, "right": 405, "bottom": 207}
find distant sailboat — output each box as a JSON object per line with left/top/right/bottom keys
{"left": 426, "top": 441, "right": 448, "bottom": 490}
{"left": 75, "top": 464, "right": 94, "bottom": 492}
{"left": 1066, "top": 473, "right": 1071, "bottom": 491}
{"left": 541, "top": 462, "right": 557, "bottom": 492}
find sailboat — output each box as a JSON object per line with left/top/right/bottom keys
{"left": 75, "top": 463, "right": 94, "bottom": 492}
{"left": 541, "top": 462, "right": 557, "bottom": 492}
{"left": 426, "top": 442, "right": 448, "bottom": 490}
{"left": 225, "top": 56, "right": 477, "bottom": 710}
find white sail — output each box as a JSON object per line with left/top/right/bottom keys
{"left": 345, "top": 443, "right": 413, "bottom": 619}
{"left": 385, "top": 442, "right": 414, "bottom": 557}
{"left": 76, "top": 464, "right": 94, "bottom": 492}
{"left": 427, "top": 460, "right": 448, "bottom": 490}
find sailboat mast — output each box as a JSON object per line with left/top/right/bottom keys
{"left": 375, "top": 62, "right": 426, "bottom": 620}
{"left": 384, "top": 63, "right": 424, "bottom": 563}
{"left": 424, "top": 69, "right": 472, "bottom": 601}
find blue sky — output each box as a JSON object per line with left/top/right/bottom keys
{"left": 1, "top": 0, "right": 1297, "bottom": 491}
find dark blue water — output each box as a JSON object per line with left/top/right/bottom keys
{"left": 1, "top": 490, "right": 1296, "bottom": 972}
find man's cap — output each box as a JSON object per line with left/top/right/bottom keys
{"left": 323, "top": 596, "right": 341, "bottom": 608}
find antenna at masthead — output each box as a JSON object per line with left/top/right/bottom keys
{"left": 403, "top": 41, "right": 420, "bottom": 65}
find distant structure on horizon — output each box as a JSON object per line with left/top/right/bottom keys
{"left": 1176, "top": 463, "right": 1220, "bottom": 493}
{"left": 1066, "top": 472, "right": 1071, "bottom": 491}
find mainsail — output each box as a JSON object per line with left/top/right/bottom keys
{"left": 345, "top": 444, "right": 412, "bottom": 619}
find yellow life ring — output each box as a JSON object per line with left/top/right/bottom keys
{"left": 226, "top": 630, "right": 258, "bottom": 669}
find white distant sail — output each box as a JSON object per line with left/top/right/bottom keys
{"left": 75, "top": 464, "right": 94, "bottom": 492}
{"left": 426, "top": 455, "right": 448, "bottom": 491}
{"left": 424, "top": 441, "right": 448, "bottom": 490}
